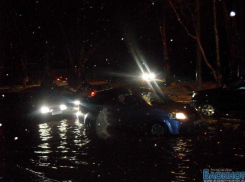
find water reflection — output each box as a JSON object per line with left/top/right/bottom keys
{"left": 58, "top": 119, "right": 68, "bottom": 140}
{"left": 2, "top": 118, "right": 245, "bottom": 182}
{"left": 32, "top": 118, "right": 91, "bottom": 175}
{"left": 38, "top": 123, "right": 52, "bottom": 141}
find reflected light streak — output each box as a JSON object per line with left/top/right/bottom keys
{"left": 39, "top": 123, "right": 52, "bottom": 141}
{"left": 58, "top": 119, "right": 68, "bottom": 140}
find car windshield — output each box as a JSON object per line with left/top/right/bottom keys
{"left": 139, "top": 90, "right": 171, "bottom": 105}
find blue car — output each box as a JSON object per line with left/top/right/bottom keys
{"left": 78, "top": 87, "right": 200, "bottom": 137}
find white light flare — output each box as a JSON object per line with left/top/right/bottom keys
{"left": 74, "top": 101, "right": 80, "bottom": 105}
{"left": 176, "top": 113, "right": 187, "bottom": 120}
{"left": 230, "top": 11, "right": 236, "bottom": 17}
{"left": 41, "top": 106, "right": 50, "bottom": 114}
{"left": 142, "top": 72, "right": 156, "bottom": 81}
{"left": 60, "top": 105, "right": 67, "bottom": 111}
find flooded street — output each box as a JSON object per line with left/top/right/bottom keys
{"left": 1, "top": 117, "right": 245, "bottom": 182}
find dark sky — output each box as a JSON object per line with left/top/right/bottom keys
{"left": 0, "top": 0, "right": 242, "bottom": 82}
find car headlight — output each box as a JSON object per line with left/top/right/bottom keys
{"left": 192, "top": 92, "right": 198, "bottom": 98}
{"left": 60, "top": 104, "right": 67, "bottom": 110}
{"left": 74, "top": 100, "right": 80, "bottom": 105}
{"left": 169, "top": 112, "right": 187, "bottom": 120}
{"left": 41, "top": 106, "right": 50, "bottom": 114}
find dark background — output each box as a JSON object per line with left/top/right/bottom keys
{"left": 0, "top": 0, "right": 244, "bottom": 84}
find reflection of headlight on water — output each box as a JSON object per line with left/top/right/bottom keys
{"left": 142, "top": 73, "right": 156, "bottom": 81}
{"left": 60, "top": 105, "right": 67, "bottom": 110}
{"left": 41, "top": 106, "right": 50, "bottom": 113}
{"left": 74, "top": 100, "right": 80, "bottom": 105}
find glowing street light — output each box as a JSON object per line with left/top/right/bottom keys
{"left": 230, "top": 11, "right": 236, "bottom": 17}
{"left": 142, "top": 72, "right": 156, "bottom": 81}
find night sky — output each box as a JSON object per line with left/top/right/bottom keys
{"left": 0, "top": 0, "right": 243, "bottom": 83}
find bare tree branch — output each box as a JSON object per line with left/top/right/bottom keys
{"left": 168, "top": 0, "right": 197, "bottom": 40}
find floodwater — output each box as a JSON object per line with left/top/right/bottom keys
{"left": 1, "top": 117, "right": 245, "bottom": 182}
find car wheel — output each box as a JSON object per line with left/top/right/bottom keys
{"left": 201, "top": 104, "right": 215, "bottom": 117}
{"left": 150, "top": 123, "right": 168, "bottom": 136}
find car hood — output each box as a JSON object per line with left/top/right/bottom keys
{"left": 153, "top": 102, "right": 196, "bottom": 115}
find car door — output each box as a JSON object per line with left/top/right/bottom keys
{"left": 115, "top": 95, "right": 153, "bottom": 132}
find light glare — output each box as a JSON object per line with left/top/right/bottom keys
{"left": 142, "top": 72, "right": 156, "bottom": 81}
{"left": 230, "top": 11, "right": 236, "bottom": 17}
{"left": 41, "top": 106, "right": 50, "bottom": 113}
{"left": 74, "top": 101, "right": 80, "bottom": 105}
{"left": 176, "top": 113, "right": 187, "bottom": 120}
{"left": 60, "top": 105, "right": 67, "bottom": 110}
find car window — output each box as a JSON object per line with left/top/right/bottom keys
{"left": 140, "top": 91, "right": 168, "bottom": 105}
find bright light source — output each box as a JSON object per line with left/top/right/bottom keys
{"left": 142, "top": 74, "right": 149, "bottom": 80}
{"left": 74, "top": 100, "right": 80, "bottom": 105}
{"left": 142, "top": 72, "right": 156, "bottom": 81}
{"left": 0, "top": 123, "right": 2, "bottom": 127}
{"left": 230, "top": 11, "right": 236, "bottom": 17}
{"left": 41, "top": 106, "right": 50, "bottom": 113}
{"left": 149, "top": 73, "right": 156, "bottom": 79}
{"left": 2, "top": 95, "right": 4, "bottom": 97}
{"left": 14, "top": 137, "right": 18, "bottom": 140}
{"left": 169, "top": 112, "right": 187, "bottom": 120}
{"left": 60, "top": 104, "right": 67, "bottom": 110}
{"left": 90, "top": 91, "right": 96, "bottom": 97}
{"left": 176, "top": 113, "right": 187, "bottom": 120}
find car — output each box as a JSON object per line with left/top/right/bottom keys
{"left": 0, "top": 86, "right": 80, "bottom": 121}
{"left": 76, "top": 81, "right": 112, "bottom": 98}
{"left": 190, "top": 77, "right": 245, "bottom": 118}
{"left": 78, "top": 87, "right": 200, "bottom": 137}
{"left": 53, "top": 76, "right": 69, "bottom": 86}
